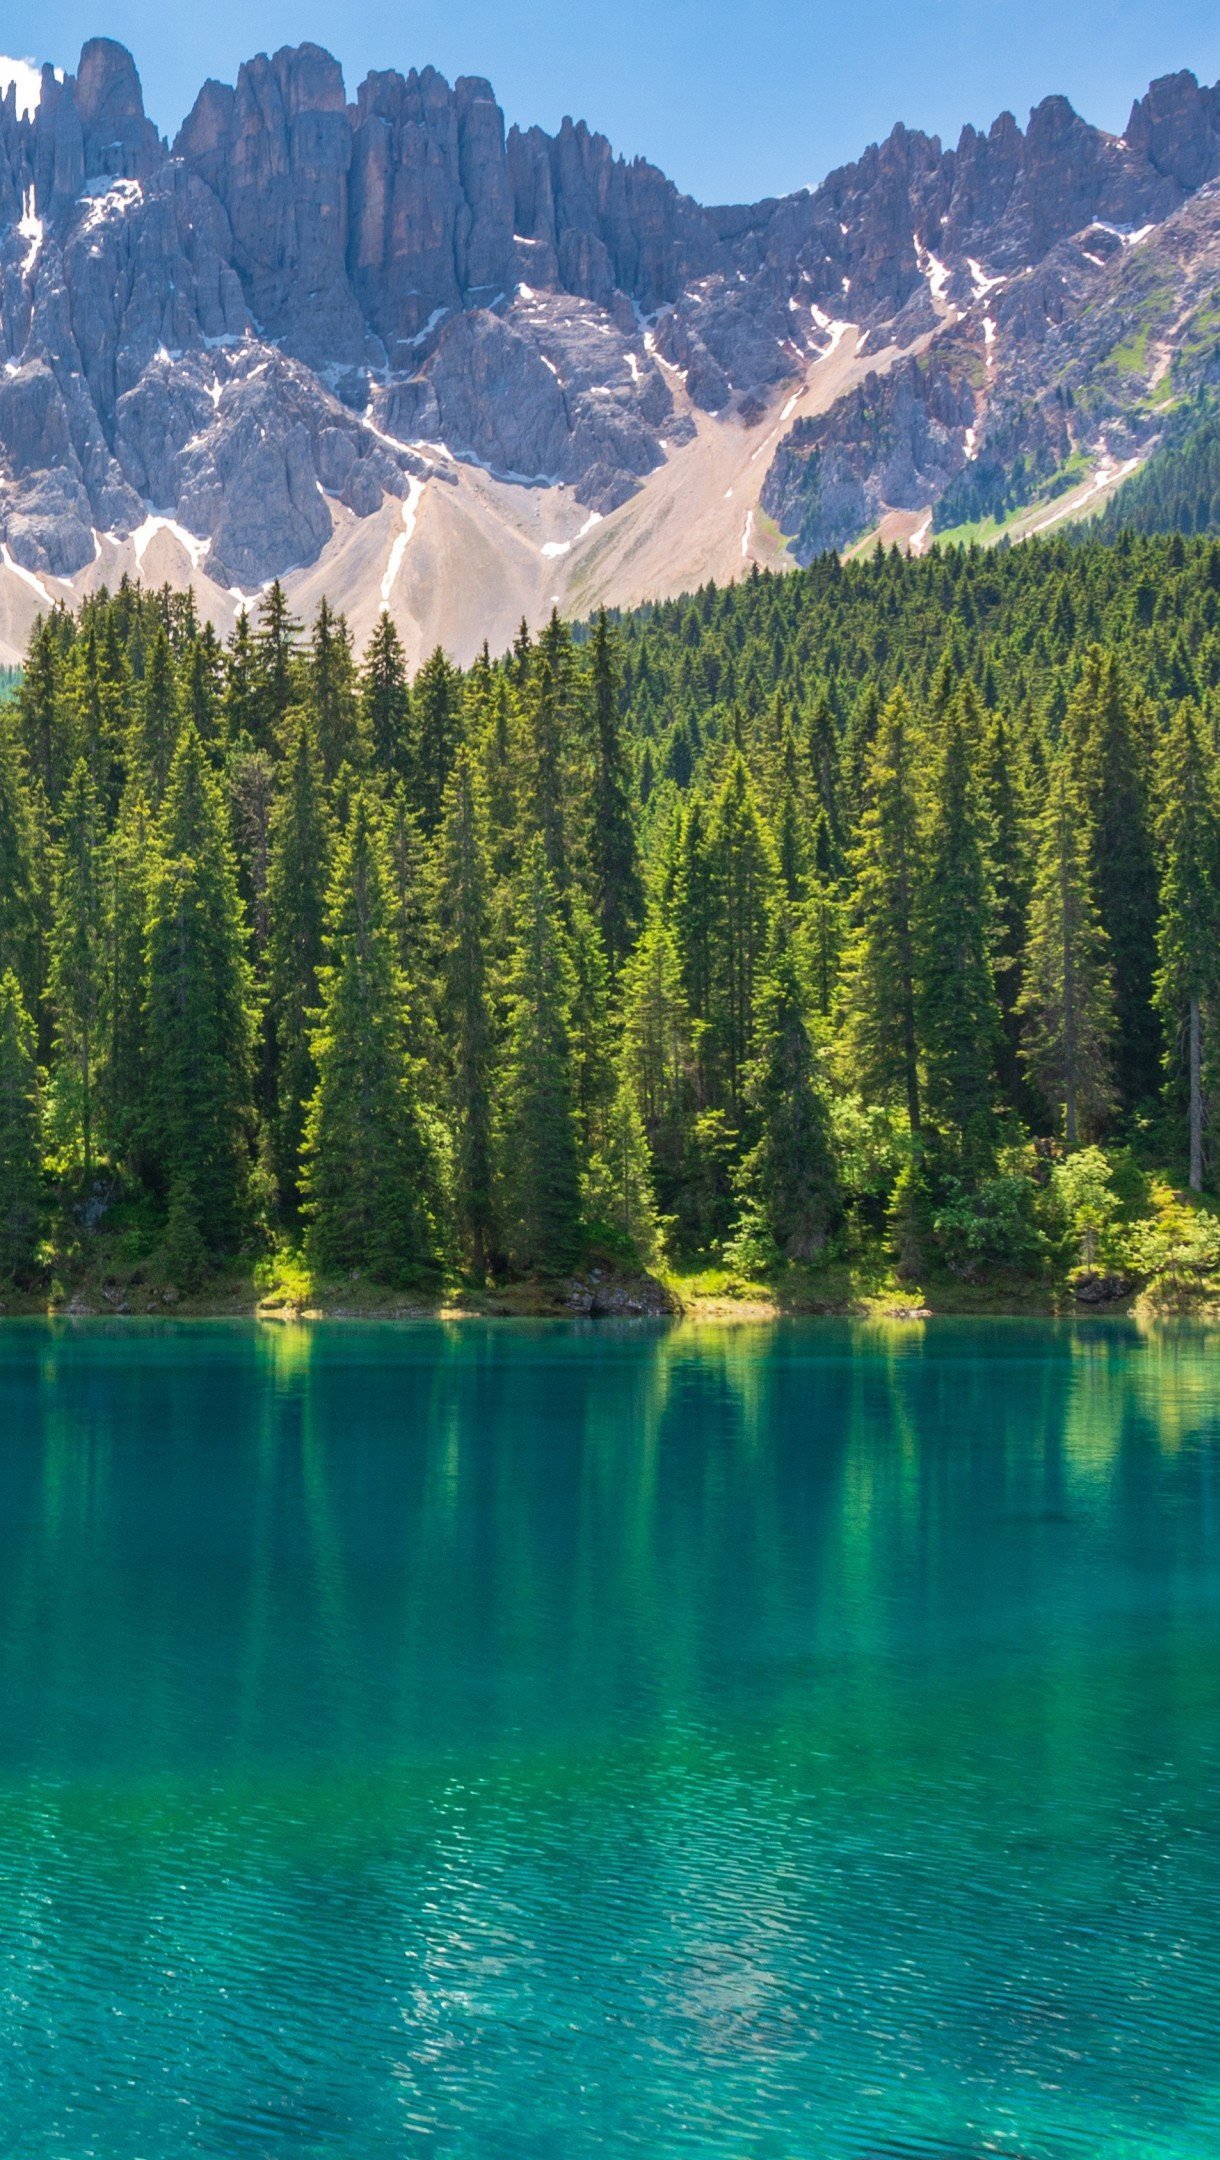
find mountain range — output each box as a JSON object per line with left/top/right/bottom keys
{"left": 0, "top": 37, "right": 1216, "bottom": 663}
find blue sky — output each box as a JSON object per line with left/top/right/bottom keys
{"left": 4, "top": 0, "right": 1220, "bottom": 203}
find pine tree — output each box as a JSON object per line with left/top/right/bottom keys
{"left": 498, "top": 838, "right": 582, "bottom": 1274}
{"left": 567, "top": 889, "right": 615, "bottom": 1147}
{"left": 181, "top": 623, "right": 223, "bottom": 744}
{"left": 705, "top": 751, "right": 777, "bottom": 1118}
{"left": 0, "top": 711, "right": 40, "bottom": 1011}
{"left": 584, "top": 1074, "right": 660, "bottom": 1262}
{"left": 136, "top": 626, "right": 181, "bottom": 801}
{"left": 309, "top": 600, "right": 366, "bottom": 779}
{"left": 839, "top": 689, "right": 922, "bottom": 1135}
{"left": 520, "top": 628, "right": 573, "bottom": 890}
{"left": 1153, "top": 701, "right": 1220, "bottom": 1191}
{"left": 101, "top": 784, "right": 154, "bottom": 1177}
{"left": 360, "top": 611, "right": 412, "bottom": 780}
{"left": 804, "top": 691, "right": 846, "bottom": 873}
{"left": 977, "top": 706, "right": 1030, "bottom": 1104}
{"left": 253, "top": 583, "right": 305, "bottom": 749}
{"left": 413, "top": 647, "right": 463, "bottom": 833}
{"left": 16, "top": 614, "right": 67, "bottom": 806}
{"left": 222, "top": 611, "right": 261, "bottom": 749}
{"left": 47, "top": 760, "right": 106, "bottom": 1178}
{"left": 671, "top": 791, "right": 715, "bottom": 1056}
{"left": 432, "top": 746, "right": 496, "bottom": 1273}
{"left": 302, "top": 788, "right": 442, "bottom": 1283}
{"left": 618, "top": 912, "right": 696, "bottom": 1209}
{"left": 1066, "top": 648, "right": 1160, "bottom": 1107}
{"left": 915, "top": 691, "right": 1002, "bottom": 1164}
{"left": 584, "top": 611, "right": 642, "bottom": 971}
{"left": 1018, "top": 750, "right": 1115, "bottom": 1146}
{"left": 732, "top": 918, "right": 839, "bottom": 1261}
{"left": 0, "top": 971, "right": 40, "bottom": 1281}
{"left": 265, "top": 714, "right": 332, "bottom": 1200}
{"left": 145, "top": 726, "right": 258, "bottom": 1247}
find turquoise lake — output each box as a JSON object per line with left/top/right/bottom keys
{"left": 0, "top": 1319, "right": 1218, "bottom": 2157}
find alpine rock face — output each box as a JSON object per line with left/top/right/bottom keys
{"left": 0, "top": 37, "right": 1217, "bottom": 662}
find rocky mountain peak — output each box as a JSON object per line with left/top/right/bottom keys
{"left": 0, "top": 36, "right": 1216, "bottom": 663}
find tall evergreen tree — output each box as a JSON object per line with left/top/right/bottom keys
{"left": 839, "top": 689, "right": 922, "bottom": 1135}
{"left": 145, "top": 727, "right": 258, "bottom": 1248}
{"left": 47, "top": 760, "right": 106, "bottom": 1178}
{"left": 498, "top": 838, "right": 582, "bottom": 1274}
{"left": 16, "top": 614, "right": 67, "bottom": 806}
{"left": 1018, "top": 751, "right": 1115, "bottom": 1146}
{"left": 584, "top": 611, "right": 643, "bottom": 970}
{"left": 1066, "top": 647, "right": 1160, "bottom": 1106}
{"left": 309, "top": 600, "right": 366, "bottom": 779}
{"left": 101, "top": 784, "right": 155, "bottom": 1179}
{"left": 265, "top": 714, "right": 332, "bottom": 1200}
{"left": 733, "top": 919, "right": 839, "bottom": 1259}
{"left": 915, "top": 691, "right": 1002, "bottom": 1164}
{"left": 413, "top": 647, "right": 463, "bottom": 833}
{"left": 584, "top": 1073, "right": 660, "bottom": 1261}
{"left": 252, "top": 583, "right": 304, "bottom": 749}
{"left": 136, "top": 626, "right": 181, "bottom": 801}
{"left": 0, "top": 711, "right": 40, "bottom": 1012}
{"left": 520, "top": 628, "right": 573, "bottom": 890}
{"left": 977, "top": 706, "right": 1030, "bottom": 1102}
{"left": 302, "top": 788, "right": 442, "bottom": 1282}
{"left": 1153, "top": 700, "right": 1220, "bottom": 1191}
{"left": 705, "top": 751, "right": 777, "bottom": 1117}
{"left": 360, "top": 612, "right": 412, "bottom": 780}
{"left": 432, "top": 746, "right": 496, "bottom": 1273}
{"left": 0, "top": 971, "right": 40, "bottom": 1281}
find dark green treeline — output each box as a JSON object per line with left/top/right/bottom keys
{"left": 1, "top": 530, "right": 1219, "bottom": 1287}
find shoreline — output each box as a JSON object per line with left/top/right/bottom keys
{"left": 0, "top": 1286, "right": 1199, "bottom": 1326}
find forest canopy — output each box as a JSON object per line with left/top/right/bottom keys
{"left": 1, "top": 530, "right": 1220, "bottom": 1307}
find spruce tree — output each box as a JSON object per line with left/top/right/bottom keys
{"left": 309, "top": 600, "right": 366, "bottom": 779}
{"left": 253, "top": 583, "right": 305, "bottom": 749}
{"left": 302, "top": 788, "right": 442, "bottom": 1283}
{"left": 101, "top": 784, "right": 154, "bottom": 1177}
{"left": 16, "top": 615, "right": 67, "bottom": 806}
{"left": 0, "top": 711, "right": 40, "bottom": 1011}
{"left": 804, "top": 691, "right": 845, "bottom": 874}
{"left": 584, "top": 1074, "right": 660, "bottom": 1262}
{"left": 977, "top": 706, "right": 1030, "bottom": 1105}
{"left": 1153, "top": 701, "right": 1220, "bottom": 1191}
{"left": 915, "top": 691, "right": 1002, "bottom": 1165}
{"left": 1066, "top": 648, "right": 1160, "bottom": 1107}
{"left": 413, "top": 647, "right": 463, "bottom": 834}
{"left": 47, "top": 760, "right": 106, "bottom": 1179}
{"left": 1018, "top": 751, "right": 1115, "bottom": 1146}
{"left": 136, "top": 626, "right": 181, "bottom": 801}
{"left": 705, "top": 751, "right": 777, "bottom": 1118}
{"left": 839, "top": 689, "right": 922, "bottom": 1135}
{"left": 520, "top": 631, "right": 572, "bottom": 890}
{"left": 265, "top": 714, "right": 332, "bottom": 1201}
{"left": 145, "top": 726, "right": 258, "bottom": 1248}
{"left": 181, "top": 624, "right": 223, "bottom": 744}
{"left": 432, "top": 746, "right": 496, "bottom": 1273}
{"left": 498, "top": 838, "right": 582, "bottom": 1274}
{"left": 360, "top": 612, "right": 412, "bottom": 781}
{"left": 733, "top": 919, "right": 839, "bottom": 1260}
{"left": 618, "top": 912, "right": 695, "bottom": 1209}
{"left": 584, "top": 611, "right": 643, "bottom": 971}
{"left": 222, "top": 611, "right": 261, "bottom": 749}
{"left": 0, "top": 970, "right": 40, "bottom": 1281}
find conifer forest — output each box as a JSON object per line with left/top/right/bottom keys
{"left": 3, "top": 531, "right": 1220, "bottom": 1311}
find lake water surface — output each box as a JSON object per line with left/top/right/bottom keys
{"left": 0, "top": 1318, "right": 1218, "bottom": 2157}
